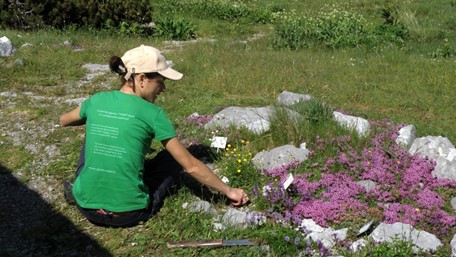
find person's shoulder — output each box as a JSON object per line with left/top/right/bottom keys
{"left": 88, "top": 90, "right": 117, "bottom": 100}
{"left": 143, "top": 102, "right": 165, "bottom": 113}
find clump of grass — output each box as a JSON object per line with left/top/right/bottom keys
{"left": 153, "top": 0, "right": 276, "bottom": 23}
{"left": 289, "top": 99, "right": 333, "bottom": 125}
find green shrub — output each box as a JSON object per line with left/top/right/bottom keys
{"left": 372, "top": 2, "right": 409, "bottom": 45}
{"left": 0, "top": 0, "right": 152, "bottom": 30}
{"left": 154, "top": 16, "right": 197, "bottom": 40}
{"left": 272, "top": 5, "right": 410, "bottom": 49}
{"left": 316, "top": 8, "right": 369, "bottom": 48}
{"left": 118, "top": 22, "right": 146, "bottom": 36}
{"left": 272, "top": 7, "right": 369, "bottom": 49}
{"left": 372, "top": 24, "right": 408, "bottom": 45}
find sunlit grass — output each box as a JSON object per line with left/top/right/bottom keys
{"left": 1, "top": 0, "right": 456, "bottom": 255}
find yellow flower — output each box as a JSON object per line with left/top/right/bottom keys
{"left": 237, "top": 169, "right": 241, "bottom": 173}
{"left": 237, "top": 159, "right": 242, "bottom": 163}
{"left": 243, "top": 159, "right": 247, "bottom": 162}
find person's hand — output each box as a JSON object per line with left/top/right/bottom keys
{"left": 226, "top": 187, "right": 249, "bottom": 206}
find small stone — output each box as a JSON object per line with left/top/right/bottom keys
{"left": 187, "top": 200, "right": 218, "bottom": 216}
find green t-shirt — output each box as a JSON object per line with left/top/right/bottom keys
{"left": 72, "top": 90, "right": 176, "bottom": 212}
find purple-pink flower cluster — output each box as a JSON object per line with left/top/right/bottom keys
{"left": 177, "top": 113, "right": 214, "bottom": 147}
{"left": 259, "top": 118, "right": 456, "bottom": 237}
{"left": 186, "top": 113, "right": 213, "bottom": 126}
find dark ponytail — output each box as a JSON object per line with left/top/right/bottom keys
{"left": 109, "top": 56, "right": 128, "bottom": 84}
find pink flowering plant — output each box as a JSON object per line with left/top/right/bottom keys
{"left": 255, "top": 119, "right": 456, "bottom": 238}
{"left": 177, "top": 111, "right": 455, "bottom": 241}
{"left": 176, "top": 113, "right": 214, "bottom": 147}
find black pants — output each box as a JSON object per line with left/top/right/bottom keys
{"left": 75, "top": 142, "right": 182, "bottom": 228}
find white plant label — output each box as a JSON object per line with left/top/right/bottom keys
{"left": 210, "top": 136, "right": 228, "bottom": 149}
{"left": 221, "top": 176, "right": 230, "bottom": 183}
{"left": 283, "top": 173, "right": 294, "bottom": 190}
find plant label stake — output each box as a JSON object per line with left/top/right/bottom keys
{"left": 210, "top": 136, "right": 227, "bottom": 153}
{"left": 283, "top": 173, "right": 294, "bottom": 190}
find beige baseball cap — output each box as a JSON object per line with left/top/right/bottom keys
{"left": 121, "top": 45, "right": 183, "bottom": 81}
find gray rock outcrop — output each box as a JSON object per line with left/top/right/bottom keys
{"left": 0, "top": 36, "right": 15, "bottom": 57}
{"left": 252, "top": 144, "right": 310, "bottom": 171}
{"left": 276, "top": 90, "right": 312, "bottom": 106}
{"left": 204, "top": 106, "right": 273, "bottom": 134}
{"left": 409, "top": 136, "right": 456, "bottom": 180}
{"left": 396, "top": 125, "right": 416, "bottom": 149}
{"left": 451, "top": 234, "right": 456, "bottom": 257}
{"left": 370, "top": 222, "right": 443, "bottom": 253}
{"left": 332, "top": 111, "right": 370, "bottom": 137}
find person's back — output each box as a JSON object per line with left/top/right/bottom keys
{"left": 73, "top": 90, "right": 176, "bottom": 212}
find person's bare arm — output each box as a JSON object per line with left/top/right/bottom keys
{"left": 162, "top": 137, "right": 249, "bottom": 206}
{"left": 60, "top": 106, "right": 85, "bottom": 126}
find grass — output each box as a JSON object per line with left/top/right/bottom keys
{"left": 1, "top": 0, "right": 456, "bottom": 256}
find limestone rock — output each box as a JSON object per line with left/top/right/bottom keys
{"left": 222, "top": 208, "right": 248, "bottom": 227}
{"left": 204, "top": 106, "right": 273, "bottom": 134}
{"left": 409, "top": 136, "right": 456, "bottom": 180}
{"left": 1, "top": 36, "right": 15, "bottom": 57}
{"left": 252, "top": 144, "right": 309, "bottom": 171}
{"left": 357, "top": 180, "right": 376, "bottom": 193}
{"left": 276, "top": 91, "right": 312, "bottom": 106}
{"left": 305, "top": 227, "right": 348, "bottom": 249}
{"left": 451, "top": 234, "right": 456, "bottom": 257}
{"left": 185, "top": 200, "right": 218, "bottom": 216}
{"left": 332, "top": 111, "right": 370, "bottom": 137}
{"left": 396, "top": 125, "right": 416, "bottom": 149}
{"left": 370, "top": 222, "right": 442, "bottom": 253}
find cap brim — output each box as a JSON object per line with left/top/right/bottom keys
{"left": 158, "top": 68, "right": 183, "bottom": 81}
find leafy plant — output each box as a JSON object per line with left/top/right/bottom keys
{"left": 216, "top": 140, "right": 259, "bottom": 189}
{"left": 154, "top": 16, "right": 197, "bottom": 40}
{"left": 272, "top": 4, "right": 412, "bottom": 49}
{"left": 119, "top": 22, "right": 145, "bottom": 36}
{"left": 315, "top": 8, "right": 369, "bottom": 48}
{"left": 372, "top": 23, "right": 408, "bottom": 45}
{"left": 272, "top": 7, "right": 369, "bottom": 49}
{"left": 432, "top": 38, "right": 455, "bottom": 58}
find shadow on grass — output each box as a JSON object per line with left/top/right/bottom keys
{"left": 0, "top": 164, "right": 111, "bottom": 257}
{"left": 179, "top": 144, "right": 230, "bottom": 204}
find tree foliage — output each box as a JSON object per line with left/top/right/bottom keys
{"left": 0, "top": 0, "right": 153, "bottom": 30}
